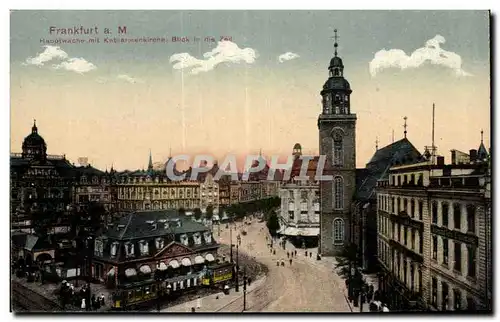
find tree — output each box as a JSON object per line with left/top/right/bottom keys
{"left": 193, "top": 208, "right": 202, "bottom": 221}
{"left": 266, "top": 211, "right": 280, "bottom": 236}
{"left": 178, "top": 207, "right": 186, "bottom": 216}
{"left": 205, "top": 205, "right": 214, "bottom": 221}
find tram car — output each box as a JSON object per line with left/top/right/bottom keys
{"left": 110, "top": 274, "right": 204, "bottom": 310}
{"left": 201, "top": 263, "right": 234, "bottom": 287}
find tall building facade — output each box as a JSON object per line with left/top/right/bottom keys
{"left": 318, "top": 32, "right": 357, "bottom": 256}
{"left": 376, "top": 146, "right": 491, "bottom": 312}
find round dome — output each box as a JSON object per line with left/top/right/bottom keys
{"left": 329, "top": 56, "right": 344, "bottom": 69}
{"left": 323, "top": 77, "right": 351, "bottom": 91}
{"left": 23, "top": 132, "right": 46, "bottom": 147}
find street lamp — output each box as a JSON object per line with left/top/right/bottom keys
{"left": 242, "top": 266, "right": 247, "bottom": 312}
{"left": 85, "top": 236, "right": 94, "bottom": 311}
{"left": 235, "top": 241, "right": 240, "bottom": 292}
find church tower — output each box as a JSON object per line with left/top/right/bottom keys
{"left": 318, "top": 30, "right": 357, "bottom": 256}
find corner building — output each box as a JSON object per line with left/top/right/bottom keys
{"left": 318, "top": 37, "right": 357, "bottom": 256}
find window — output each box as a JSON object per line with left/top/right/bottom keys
{"left": 467, "top": 205, "right": 475, "bottom": 234}
{"left": 333, "top": 218, "right": 345, "bottom": 244}
{"left": 453, "top": 204, "right": 461, "bottom": 230}
{"left": 431, "top": 278, "right": 438, "bottom": 307}
{"left": 94, "top": 239, "right": 104, "bottom": 257}
{"left": 155, "top": 238, "right": 164, "bottom": 250}
{"left": 180, "top": 234, "right": 189, "bottom": 246}
{"left": 418, "top": 267, "right": 422, "bottom": 293}
{"left": 125, "top": 242, "right": 135, "bottom": 257}
{"left": 398, "top": 176, "right": 401, "bottom": 186}
{"left": 203, "top": 232, "right": 213, "bottom": 244}
{"left": 443, "top": 238, "right": 449, "bottom": 265}
{"left": 467, "top": 297, "right": 476, "bottom": 311}
{"left": 432, "top": 236, "right": 437, "bottom": 260}
{"left": 333, "top": 133, "right": 343, "bottom": 166}
{"left": 467, "top": 245, "right": 476, "bottom": 278}
{"left": 442, "top": 282, "right": 449, "bottom": 311}
{"left": 442, "top": 202, "right": 449, "bottom": 227}
{"left": 403, "top": 260, "right": 407, "bottom": 285}
{"left": 139, "top": 240, "right": 149, "bottom": 255}
{"left": 410, "top": 263, "right": 415, "bottom": 291}
{"left": 454, "top": 242, "right": 461, "bottom": 272}
{"left": 403, "top": 199, "right": 407, "bottom": 213}
{"left": 193, "top": 233, "right": 202, "bottom": 245}
{"left": 419, "top": 234, "right": 423, "bottom": 254}
{"left": 411, "top": 229, "right": 415, "bottom": 250}
{"left": 432, "top": 202, "right": 438, "bottom": 224}
{"left": 410, "top": 199, "right": 415, "bottom": 217}
{"left": 403, "top": 227, "right": 408, "bottom": 245}
{"left": 334, "top": 176, "right": 344, "bottom": 210}
{"left": 392, "top": 222, "right": 395, "bottom": 239}
{"left": 392, "top": 197, "right": 395, "bottom": 213}
{"left": 454, "top": 289, "right": 462, "bottom": 310}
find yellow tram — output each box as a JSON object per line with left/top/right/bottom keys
{"left": 201, "top": 263, "right": 234, "bottom": 286}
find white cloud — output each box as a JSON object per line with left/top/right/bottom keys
{"left": 369, "top": 35, "right": 471, "bottom": 78}
{"left": 117, "top": 74, "right": 143, "bottom": 84}
{"left": 53, "top": 57, "right": 96, "bottom": 74}
{"left": 24, "top": 46, "right": 68, "bottom": 66}
{"left": 278, "top": 52, "right": 300, "bottom": 63}
{"left": 169, "top": 40, "right": 257, "bottom": 75}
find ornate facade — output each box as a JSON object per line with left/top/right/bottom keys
{"left": 10, "top": 121, "right": 75, "bottom": 230}
{"left": 92, "top": 210, "right": 219, "bottom": 290}
{"left": 278, "top": 144, "right": 320, "bottom": 246}
{"left": 376, "top": 146, "right": 491, "bottom": 312}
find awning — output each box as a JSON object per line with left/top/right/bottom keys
{"left": 296, "top": 227, "right": 320, "bottom": 237}
{"left": 194, "top": 256, "right": 205, "bottom": 264}
{"left": 107, "top": 268, "right": 115, "bottom": 276}
{"left": 182, "top": 258, "right": 192, "bottom": 266}
{"left": 158, "top": 262, "right": 168, "bottom": 271}
{"left": 139, "top": 265, "right": 152, "bottom": 274}
{"left": 169, "top": 260, "right": 180, "bottom": 269}
{"left": 282, "top": 226, "right": 320, "bottom": 236}
{"left": 205, "top": 253, "right": 215, "bottom": 262}
{"left": 125, "top": 268, "right": 137, "bottom": 277}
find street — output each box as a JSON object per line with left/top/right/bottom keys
{"left": 211, "top": 219, "right": 351, "bottom": 312}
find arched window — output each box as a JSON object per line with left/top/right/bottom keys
{"left": 333, "top": 218, "right": 345, "bottom": 244}
{"left": 334, "top": 176, "right": 344, "bottom": 210}
{"left": 333, "top": 132, "right": 343, "bottom": 166}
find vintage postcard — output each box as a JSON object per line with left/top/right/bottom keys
{"left": 10, "top": 10, "right": 492, "bottom": 313}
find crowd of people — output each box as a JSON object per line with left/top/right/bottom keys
{"left": 59, "top": 281, "right": 106, "bottom": 311}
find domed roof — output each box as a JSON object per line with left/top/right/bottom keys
{"left": 22, "top": 120, "right": 46, "bottom": 148}
{"left": 323, "top": 77, "right": 351, "bottom": 91}
{"left": 329, "top": 56, "right": 344, "bottom": 69}
{"left": 293, "top": 143, "right": 302, "bottom": 150}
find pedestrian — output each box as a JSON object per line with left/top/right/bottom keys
{"left": 305, "top": 250, "right": 308, "bottom": 257}
{"left": 289, "top": 258, "right": 292, "bottom": 266}
{"left": 281, "top": 259, "right": 285, "bottom": 266}
{"left": 277, "top": 260, "right": 280, "bottom": 266}
{"left": 81, "top": 298, "right": 86, "bottom": 310}
{"left": 273, "top": 250, "right": 276, "bottom": 255}
{"left": 294, "top": 250, "right": 297, "bottom": 256}
{"left": 287, "top": 252, "right": 289, "bottom": 258}
{"left": 309, "top": 252, "right": 312, "bottom": 258}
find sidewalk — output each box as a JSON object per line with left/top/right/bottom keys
{"left": 160, "top": 276, "right": 267, "bottom": 312}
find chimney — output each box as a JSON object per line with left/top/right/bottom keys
{"left": 451, "top": 150, "right": 457, "bottom": 165}
{"left": 436, "top": 156, "right": 445, "bottom": 166}
{"left": 469, "top": 149, "right": 477, "bottom": 163}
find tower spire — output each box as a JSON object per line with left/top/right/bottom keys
{"left": 403, "top": 116, "right": 408, "bottom": 139}
{"left": 148, "top": 149, "right": 153, "bottom": 171}
{"left": 481, "top": 129, "right": 484, "bottom": 143}
{"left": 375, "top": 136, "right": 379, "bottom": 151}
{"left": 333, "top": 29, "right": 339, "bottom": 57}
{"left": 392, "top": 129, "right": 395, "bottom": 143}
{"left": 32, "top": 118, "right": 38, "bottom": 133}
